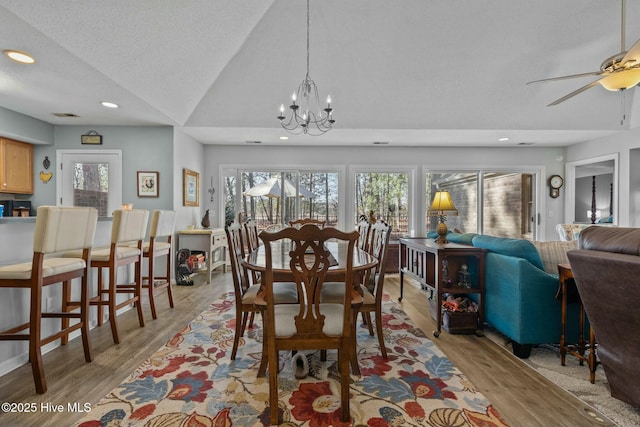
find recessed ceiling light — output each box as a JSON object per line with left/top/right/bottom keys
{"left": 498, "top": 137, "right": 510, "bottom": 142}
{"left": 100, "top": 101, "right": 119, "bottom": 109}
{"left": 3, "top": 49, "right": 35, "bottom": 64}
{"left": 279, "top": 136, "right": 289, "bottom": 140}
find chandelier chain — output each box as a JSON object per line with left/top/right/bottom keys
{"left": 306, "top": 0, "right": 310, "bottom": 79}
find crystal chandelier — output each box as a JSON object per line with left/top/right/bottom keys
{"left": 277, "top": 0, "right": 334, "bottom": 135}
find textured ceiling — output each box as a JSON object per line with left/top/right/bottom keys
{"left": 1, "top": 0, "right": 639, "bottom": 147}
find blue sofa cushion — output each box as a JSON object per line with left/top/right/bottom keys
{"left": 471, "top": 234, "right": 544, "bottom": 271}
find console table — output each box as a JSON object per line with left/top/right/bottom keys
{"left": 177, "top": 228, "right": 227, "bottom": 284}
{"left": 399, "top": 238, "right": 486, "bottom": 337}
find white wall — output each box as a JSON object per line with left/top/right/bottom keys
{"left": 203, "top": 145, "right": 566, "bottom": 240}
{"left": 173, "top": 129, "right": 205, "bottom": 230}
{"left": 0, "top": 106, "right": 53, "bottom": 145}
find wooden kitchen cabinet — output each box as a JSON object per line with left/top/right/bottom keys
{"left": 0, "top": 138, "right": 33, "bottom": 194}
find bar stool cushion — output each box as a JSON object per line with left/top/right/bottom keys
{"left": 140, "top": 241, "right": 171, "bottom": 254}
{"left": 65, "top": 246, "right": 141, "bottom": 262}
{"left": 0, "top": 258, "right": 87, "bottom": 280}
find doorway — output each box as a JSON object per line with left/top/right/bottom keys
{"left": 56, "top": 150, "right": 122, "bottom": 216}
{"left": 565, "top": 154, "right": 618, "bottom": 225}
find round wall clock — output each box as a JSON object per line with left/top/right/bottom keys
{"left": 549, "top": 174, "right": 563, "bottom": 198}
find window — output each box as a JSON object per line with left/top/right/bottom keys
{"left": 426, "top": 171, "right": 535, "bottom": 239}
{"left": 354, "top": 171, "right": 409, "bottom": 239}
{"left": 426, "top": 172, "right": 477, "bottom": 235}
{"left": 58, "top": 150, "right": 122, "bottom": 217}
{"left": 72, "top": 162, "right": 109, "bottom": 216}
{"left": 223, "top": 169, "right": 340, "bottom": 230}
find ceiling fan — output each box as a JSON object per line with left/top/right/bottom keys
{"left": 527, "top": 0, "right": 640, "bottom": 106}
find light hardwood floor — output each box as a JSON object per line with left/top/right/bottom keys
{"left": 0, "top": 272, "right": 614, "bottom": 427}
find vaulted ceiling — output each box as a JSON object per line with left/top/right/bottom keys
{"left": 1, "top": 0, "right": 639, "bottom": 147}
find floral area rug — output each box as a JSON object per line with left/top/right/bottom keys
{"left": 75, "top": 292, "right": 508, "bottom": 427}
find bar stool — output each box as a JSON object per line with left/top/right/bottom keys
{"left": 0, "top": 206, "right": 98, "bottom": 393}
{"left": 69, "top": 209, "right": 149, "bottom": 344}
{"left": 138, "top": 209, "right": 176, "bottom": 319}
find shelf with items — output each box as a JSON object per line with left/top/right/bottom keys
{"left": 399, "top": 237, "right": 486, "bottom": 337}
{"left": 177, "top": 228, "right": 227, "bottom": 285}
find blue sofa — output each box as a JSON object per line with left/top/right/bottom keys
{"left": 430, "top": 232, "right": 584, "bottom": 358}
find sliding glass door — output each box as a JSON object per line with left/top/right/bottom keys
{"left": 223, "top": 169, "right": 340, "bottom": 230}
{"left": 426, "top": 170, "right": 536, "bottom": 239}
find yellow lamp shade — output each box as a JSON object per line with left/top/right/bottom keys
{"left": 598, "top": 69, "right": 640, "bottom": 91}
{"left": 428, "top": 191, "right": 458, "bottom": 214}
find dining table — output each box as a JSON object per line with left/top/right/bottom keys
{"left": 242, "top": 240, "right": 378, "bottom": 282}
{"left": 242, "top": 239, "right": 378, "bottom": 376}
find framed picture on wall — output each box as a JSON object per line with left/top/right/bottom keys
{"left": 137, "top": 171, "right": 159, "bottom": 198}
{"left": 183, "top": 168, "right": 199, "bottom": 207}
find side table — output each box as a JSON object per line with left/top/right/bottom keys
{"left": 399, "top": 238, "right": 486, "bottom": 337}
{"left": 558, "top": 263, "right": 597, "bottom": 383}
{"left": 177, "top": 228, "right": 227, "bottom": 285}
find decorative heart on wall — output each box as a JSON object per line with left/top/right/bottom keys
{"left": 39, "top": 171, "right": 53, "bottom": 183}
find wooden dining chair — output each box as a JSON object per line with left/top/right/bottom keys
{"left": 322, "top": 220, "right": 392, "bottom": 360}
{"left": 139, "top": 209, "right": 176, "bottom": 319}
{"left": 288, "top": 218, "right": 326, "bottom": 228}
{"left": 67, "top": 209, "right": 149, "bottom": 345}
{"left": 359, "top": 220, "right": 392, "bottom": 357}
{"left": 243, "top": 219, "right": 261, "bottom": 286}
{"left": 265, "top": 223, "right": 286, "bottom": 232}
{"left": 0, "top": 206, "right": 98, "bottom": 393}
{"left": 356, "top": 216, "right": 371, "bottom": 252}
{"left": 225, "top": 223, "right": 297, "bottom": 360}
{"left": 256, "top": 224, "right": 360, "bottom": 425}
{"left": 243, "top": 219, "right": 260, "bottom": 252}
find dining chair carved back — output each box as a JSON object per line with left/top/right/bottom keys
{"left": 226, "top": 222, "right": 257, "bottom": 360}
{"left": 356, "top": 217, "right": 371, "bottom": 252}
{"left": 0, "top": 206, "right": 98, "bottom": 393}
{"left": 243, "top": 219, "right": 260, "bottom": 252}
{"left": 256, "top": 224, "right": 360, "bottom": 425}
{"left": 321, "top": 220, "right": 392, "bottom": 360}
{"left": 243, "top": 219, "right": 261, "bottom": 285}
{"left": 225, "top": 223, "right": 297, "bottom": 360}
{"left": 140, "top": 209, "right": 176, "bottom": 319}
{"left": 360, "top": 220, "right": 392, "bottom": 358}
{"left": 288, "top": 218, "right": 326, "bottom": 229}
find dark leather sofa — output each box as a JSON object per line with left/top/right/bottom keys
{"left": 567, "top": 226, "right": 640, "bottom": 408}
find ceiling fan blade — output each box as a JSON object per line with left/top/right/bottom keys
{"left": 621, "top": 38, "right": 640, "bottom": 65}
{"left": 547, "top": 80, "right": 602, "bottom": 106}
{"left": 526, "top": 71, "right": 602, "bottom": 85}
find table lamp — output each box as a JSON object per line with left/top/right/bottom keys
{"left": 428, "top": 191, "right": 458, "bottom": 244}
